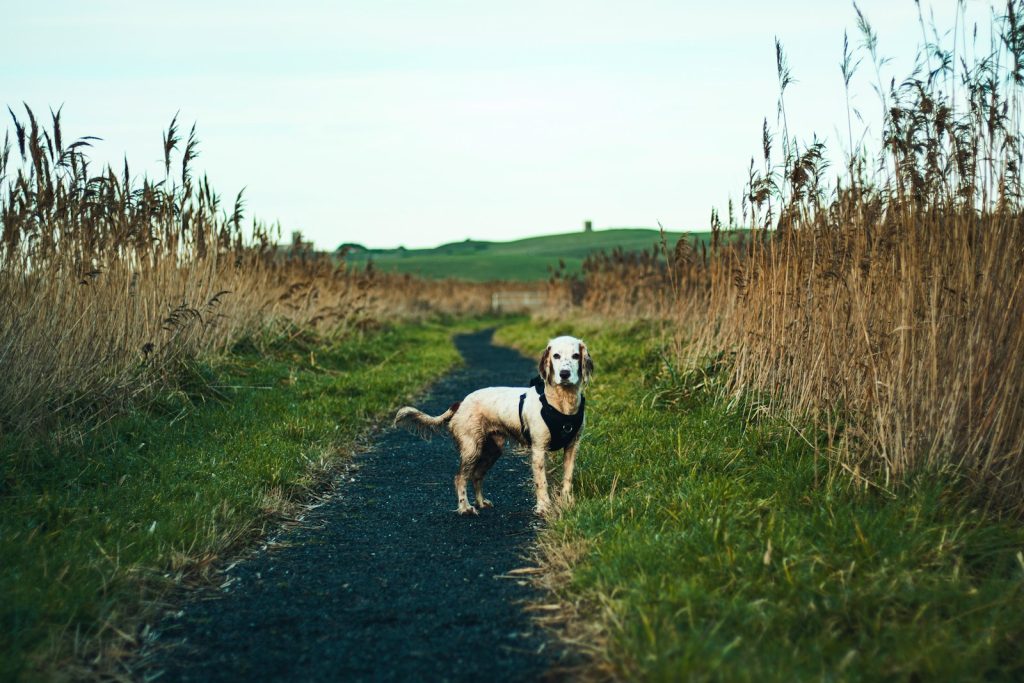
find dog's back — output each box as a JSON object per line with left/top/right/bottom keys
{"left": 448, "top": 386, "right": 529, "bottom": 435}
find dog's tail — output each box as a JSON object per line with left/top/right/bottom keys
{"left": 393, "top": 401, "right": 461, "bottom": 439}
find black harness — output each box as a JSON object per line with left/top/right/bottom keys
{"left": 518, "top": 377, "right": 585, "bottom": 451}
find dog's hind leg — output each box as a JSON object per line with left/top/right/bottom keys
{"left": 472, "top": 435, "right": 504, "bottom": 509}
{"left": 453, "top": 431, "right": 482, "bottom": 516}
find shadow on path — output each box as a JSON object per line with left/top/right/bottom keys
{"left": 142, "top": 329, "right": 561, "bottom": 682}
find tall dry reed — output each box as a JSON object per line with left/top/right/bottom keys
{"left": 556, "top": 3, "right": 1024, "bottom": 507}
{"left": 0, "top": 111, "right": 496, "bottom": 435}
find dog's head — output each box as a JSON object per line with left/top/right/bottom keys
{"left": 538, "top": 335, "right": 594, "bottom": 388}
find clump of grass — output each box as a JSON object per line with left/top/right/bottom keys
{"left": 553, "top": 4, "right": 1024, "bottom": 511}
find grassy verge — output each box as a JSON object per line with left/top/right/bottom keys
{"left": 0, "top": 319, "right": 486, "bottom": 681}
{"left": 496, "top": 320, "right": 1024, "bottom": 681}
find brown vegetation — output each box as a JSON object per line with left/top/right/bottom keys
{"left": 0, "top": 111, "right": 497, "bottom": 435}
{"left": 550, "top": 4, "right": 1024, "bottom": 507}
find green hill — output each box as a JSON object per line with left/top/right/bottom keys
{"left": 340, "top": 228, "right": 712, "bottom": 282}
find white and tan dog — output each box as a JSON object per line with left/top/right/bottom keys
{"left": 395, "top": 336, "right": 593, "bottom": 516}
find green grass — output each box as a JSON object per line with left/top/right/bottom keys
{"left": 495, "top": 320, "right": 1024, "bottom": 681}
{"left": 342, "top": 228, "right": 712, "bottom": 282}
{"left": 0, "top": 320, "right": 482, "bottom": 681}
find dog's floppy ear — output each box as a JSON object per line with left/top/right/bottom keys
{"left": 538, "top": 345, "right": 552, "bottom": 384}
{"left": 580, "top": 342, "right": 594, "bottom": 385}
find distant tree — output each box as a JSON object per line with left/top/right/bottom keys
{"left": 336, "top": 242, "right": 367, "bottom": 254}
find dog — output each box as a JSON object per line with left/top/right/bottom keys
{"left": 394, "top": 335, "right": 593, "bottom": 516}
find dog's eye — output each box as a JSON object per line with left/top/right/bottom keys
{"left": 552, "top": 354, "right": 560, "bottom": 359}
{"left": 572, "top": 353, "right": 580, "bottom": 359}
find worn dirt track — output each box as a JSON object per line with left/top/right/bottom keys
{"left": 142, "top": 329, "right": 565, "bottom": 682}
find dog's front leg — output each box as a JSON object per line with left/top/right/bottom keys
{"left": 560, "top": 439, "right": 579, "bottom": 506}
{"left": 530, "top": 444, "right": 552, "bottom": 516}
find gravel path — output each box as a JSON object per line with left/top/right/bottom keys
{"left": 143, "top": 329, "right": 561, "bottom": 682}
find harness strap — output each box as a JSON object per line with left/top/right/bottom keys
{"left": 518, "top": 392, "right": 530, "bottom": 445}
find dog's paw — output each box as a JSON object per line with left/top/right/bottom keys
{"left": 478, "top": 499, "right": 494, "bottom": 509}
{"left": 457, "top": 504, "right": 479, "bottom": 516}
{"left": 533, "top": 503, "right": 552, "bottom": 517}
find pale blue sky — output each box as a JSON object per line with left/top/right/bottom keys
{"left": 5, "top": 1, "right": 996, "bottom": 249}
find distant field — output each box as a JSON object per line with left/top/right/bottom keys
{"left": 341, "top": 228, "right": 711, "bottom": 282}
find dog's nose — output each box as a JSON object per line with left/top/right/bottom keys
{"left": 559, "top": 369, "right": 571, "bottom": 379}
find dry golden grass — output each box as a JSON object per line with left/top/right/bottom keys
{"left": 549, "top": 5, "right": 1024, "bottom": 508}
{"left": 0, "top": 110, "right": 499, "bottom": 436}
